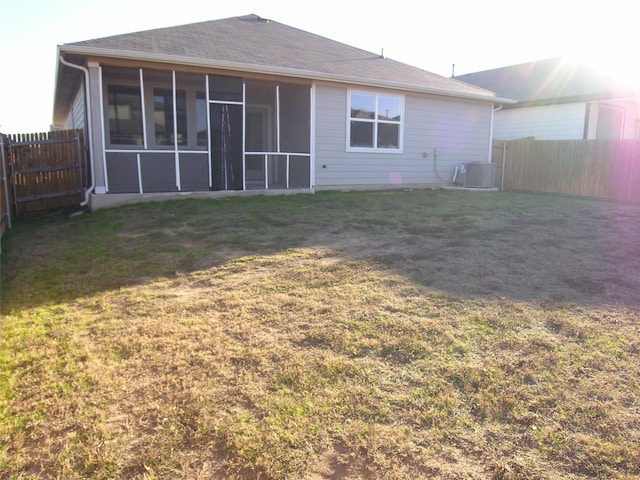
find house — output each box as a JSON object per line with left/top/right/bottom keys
{"left": 455, "top": 57, "right": 640, "bottom": 141}
{"left": 53, "top": 14, "right": 512, "bottom": 209}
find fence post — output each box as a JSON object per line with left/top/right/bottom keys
{"left": 8, "top": 136, "right": 19, "bottom": 216}
{"left": 500, "top": 142, "right": 506, "bottom": 191}
{"left": 0, "top": 133, "right": 12, "bottom": 232}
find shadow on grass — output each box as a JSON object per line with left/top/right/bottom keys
{"left": 2, "top": 189, "right": 640, "bottom": 313}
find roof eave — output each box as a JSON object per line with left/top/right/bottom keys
{"left": 59, "top": 45, "right": 516, "bottom": 104}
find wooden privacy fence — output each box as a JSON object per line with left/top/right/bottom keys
{"left": 492, "top": 138, "right": 640, "bottom": 202}
{"left": 0, "top": 129, "right": 87, "bottom": 231}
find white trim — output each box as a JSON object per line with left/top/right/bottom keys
{"left": 242, "top": 82, "right": 246, "bottom": 191}
{"left": 209, "top": 99, "right": 243, "bottom": 106}
{"left": 136, "top": 153, "right": 143, "bottom": 193}
{"left": 276, "top": 84, "right": 281, "bottom": 153}
{"left": 206, "top": 75, "right": 212, "bottom": 188}
{"left": 139, "top": 68, "right": 148, "bottom": 149}
{"left": 286, "top": 155, "right": 290, "bottom": 189}
{"left": 98, "top": 65, "right": 109, "bottom": 192}
{"left": 172, "top": 71, "right": 181, "bottom": 191}
{"left": 106, "top": 148, "right": 206, "bottom": 154}
{"left": 346, "top": 89, "right": 404, "bottom": 154}
{"left": 244, "top": 151, "right": 311, "bottom": 156}
{"left": 310, "top": 83, "right": 316, "bottom": 188}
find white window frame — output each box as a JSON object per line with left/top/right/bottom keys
{"left": 346, "top": 90, "right": 404, "bottom": 153}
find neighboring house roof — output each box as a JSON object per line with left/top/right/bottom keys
{"left": 54, "top": 14, "right": 510, "bottom": 125}
{"left": 455, "top": 57, "right": 636, "bottom": 106}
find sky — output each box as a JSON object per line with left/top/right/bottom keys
{"left": 0, "top": 0, "right": 638, "bottom": 134}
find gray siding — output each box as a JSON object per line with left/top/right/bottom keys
{"left": 314, "top": 85, "right": 492, "bottom": 188}
{"left": 63, "top": 85, "right": 86, "bottom": 131}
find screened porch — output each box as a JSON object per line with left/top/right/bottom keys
{"left": 101, "top": 67, "right": 312, "bottom": 194}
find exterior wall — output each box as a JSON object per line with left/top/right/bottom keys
{"left": 314, "top": 85, "right": 492, "bottom": 188}
{"left": 83, "top": 63, "right": 496, "bottom": 201}
{"left": 493, "top": 102, "right": 587, "bottom": 140}
{"left": 63, "top": 85, "right": 86, "bottom": 131}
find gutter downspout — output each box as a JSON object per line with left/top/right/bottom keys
{"left": 58, "top": 54, "right": 95, "bottom": 206}
{"left": 488, "top": 104, "right": 503, "bottom": 163}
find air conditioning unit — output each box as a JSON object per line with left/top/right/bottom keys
{"left": 460, "top": 162, "right": 496, "bottom": 188}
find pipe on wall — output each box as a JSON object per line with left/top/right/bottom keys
{"left": 58, "top": 55, "right": 95, "bottom": 206}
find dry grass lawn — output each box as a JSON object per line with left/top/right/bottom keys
{"left": 1, "top": 189, "right": 639, "bottom": 479}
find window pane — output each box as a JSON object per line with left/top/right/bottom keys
{"left": 377, "top": 123, "right": 399, "bottom": 148}
{"left": 280, "top": 83, "right": 311, "bottom": 154}
{"left": 153, "top": 88, "right": 187, "bottom": 146}
{"left": 108, "top": 85, "right": 143, "bottom": 145}
{"left": 196, "top": 92, "right": 208, "bottom": 147}
{"left": 209, "top": 74, "right": 243, "bottom": 102}
{"left": 350, "top": 121, "right": 374, "bottom": 148}
{"left": 378, "top": 95, "right": 401, "bottom": 121}
{"left": 176, "top": 90, "right": 187, "bottom": 145}
{"left": 351, "top": 93, "right": 375, "bottom": 119}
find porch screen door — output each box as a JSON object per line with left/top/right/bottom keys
{"left": 209, "top": 74, "right": 244, "bottom": 191}
{"left": 210, "top": 103, "right": 243, "bottom": 190}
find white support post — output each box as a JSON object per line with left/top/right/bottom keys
{"left": 206, "top": 75, "right": 212, "bottom": 189}
{"left": 286, "top": 154, "right": 290, "bottom": 189}
{"left": 276, "top": 84, "right": 281, "bottom": 153}
{"left": 309, "top": 84, "right": 315, "bottom": 189}
{"left": 139, "top": 68, "right": 147, "bottom": 149}
{"left": 173, "top": 71, "right": 181, "bottom": 191}
{"left": 242, "top": 82, "right": 247, "bottom": 191}
{"left": 98, "top": 65, "right": 108, "bottom": 194}
{"left": 137, "top": 153, "right": 143, "bottom": 193}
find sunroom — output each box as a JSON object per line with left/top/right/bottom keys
{"left": 102, "top": 66, "right": 312, "bottom": 194}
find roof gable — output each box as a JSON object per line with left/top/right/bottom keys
{"left": 60, "top": 14, "right": 497, "bottom": 100}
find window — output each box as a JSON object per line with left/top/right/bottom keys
{"left": 209, "top": 74, "right": 243, "bottom": 102}
{"left": 107, "top": 85, "right": 143, "bottom": 145}
{"left": 596, "top": 105, "right": 624, "bottom": 140}
{"left": 154, "top": 88, "right": 187, "bottom": 146}
{"left": 348, "top": 91, "right": 403, "bottom": 151}
{"left": 196, "top": 92, "right": 208, "bottom": 147}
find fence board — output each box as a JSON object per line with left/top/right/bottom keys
{"left": 493, "top": 138, "right": 640, "bottom": 202}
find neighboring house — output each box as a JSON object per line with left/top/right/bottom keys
{"left": 455, "top": 57, "right": 640, "bottom": 141}
{"left": 53, "top": 14, "right": 512, "bottom": 209}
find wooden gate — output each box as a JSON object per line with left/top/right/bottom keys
{"left": 2, "top": 129, "right": 88, "bottom": 216}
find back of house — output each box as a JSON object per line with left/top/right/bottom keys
{"left": 53, "top": 14, "right": 511, "bottom": 209}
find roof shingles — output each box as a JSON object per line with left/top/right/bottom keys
{"left": 64, "top": 14, "right": 495, "bottom": 98}
{"left": 455, "top": 57, "right": 632, "bottom": 103}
